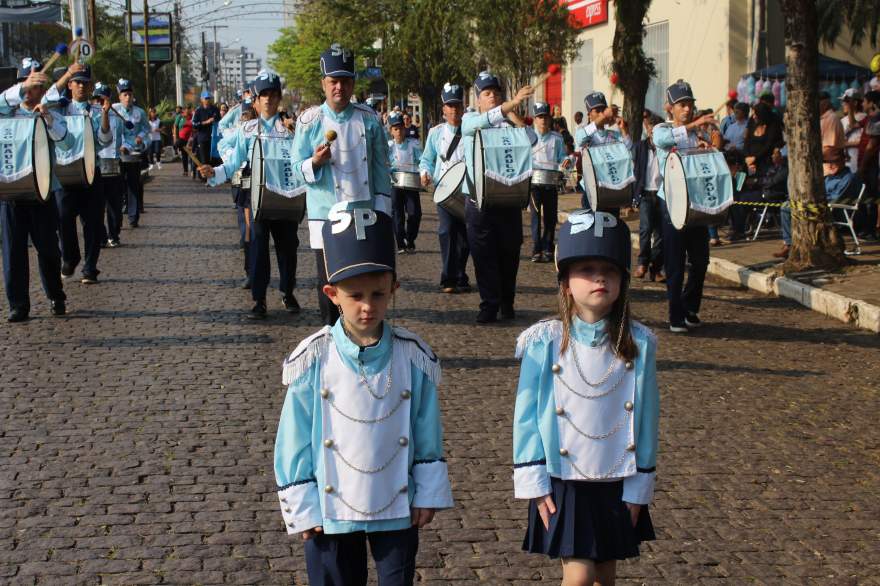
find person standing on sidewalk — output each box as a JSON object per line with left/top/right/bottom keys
{"left": 147, "top": 107, "right": 163, "bottom": 170}
{"left": 114, "top": 79, "right": 149, "bottom": 228}
{"left": 192, "top": 90, "right": 220, "bottom": 181}
{"left": 652, "top": 79, "right": 717, "bottom": 333}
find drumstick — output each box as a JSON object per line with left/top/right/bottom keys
{"left": 42, "top": 43, "right": 68, "bottom": 77}
{"left": 110, "top": 106, "right": 135, "bottom": 130}
{"left": 183, "top": 145, "right": 204, "bottom": 168}
{"left": 323, "top": 130, "right": 337, "bottom": 149}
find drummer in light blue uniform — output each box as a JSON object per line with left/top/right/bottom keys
{"left": 289, "top": 44, "right": 393, "bottom": 325}
{"left": 388, "top": 111, "right": 423, "bottom": 253}
{"left": 217, "top": 86, "right": 252, "bottom": 137}
{"left": 530, "top": 101, "right": 569, "bottom": 263}
{"left": 461, "top": 70, "right": 534, "bottom": 324}
{"left": 46, "top": 64, "right": 114, "bottom": 284}
{"left": 114, "top": 79, "right": 149, "bottom": 228}
{"left": 575, "top": 92, "right": 632, "bottom": 210}
{"left": 419, "top": 82, "right": 471, "bottom": 294}
{"left": 274, "top": 205, "right": 452, "bottom": 584}
{"left": 91, "top": 82, "right": 126, "bottom": 249}
{"left": 0, "top": 58, "right": 75, "bottom": 322}
{"left": 652, "top": 79, "right": 718, "bottom": 333}
{"left": 200, "top": 71, "right": 300, "bottom": 320}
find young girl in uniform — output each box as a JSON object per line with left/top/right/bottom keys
{"left": 513, "top": 210, "right": 659, "bottom": 585}
{"left": 274, "top": 204, "right": 453, "bottom": 585}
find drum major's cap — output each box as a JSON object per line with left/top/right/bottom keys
{"left": 70, "top": 65, "right": 92, "bottom": 82}
{"left": 666, "top": 79, "right": 694, "bottom": 104}
{"left": 555, "top": 210, "right": 631, "bottom": 279}
{"left": 320, "top": 44, "right": 356, "bottom": 78}
{"left": 533, "top": 101, "right": 550, "bottom": 117}
{"left": 388, "top": 112, "right": 404, "bottom": 127}
{"left": 252, "top": 71, "right": 282, "bottom": 95}
{"left": 92, "top": 82, "right": 112, "bottom": 99}
{"left": 17, "top": 57, "right": 43, "bottom": 81}
{"left": 441, "top": 83, "right": 463, "bottom": 105}
{"left": 474, "top": 71, "right": 502, "bottom": 93}
{"left": 117, "top": 78, "right": 134, "bottom": 93}
{"left": 583, "top": 91, "right": 607, "bottom": 111}
{"left": 322, "top": 205, "right": 396, "bottom": 284}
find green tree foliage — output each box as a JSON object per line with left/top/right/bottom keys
{"left": 611, "top": 0, "right": 655, "bottom": 143}
{"left": 816, "top": 0, "right": 879, "bottom": 48}
{"left": 382, "top": 0, "right": 476, "bottom": 125}
{"left": 471, "top": 0, "right": 583, "bottom": 91}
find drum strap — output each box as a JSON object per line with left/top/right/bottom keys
{"left": 441, "top": 127, "right": 461, "bottom": 162}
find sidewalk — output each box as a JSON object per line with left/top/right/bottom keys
{"left": 557, "top": 192, "right": 880, "bottom": 332}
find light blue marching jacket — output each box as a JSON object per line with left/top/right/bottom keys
{"left": 461, "top": 106, "right": 538, "bottom": 196}
{"left": 418, "top": 122, "right": 463, "bottom": 185}
{"left": 651, "top": 122, "right": 701, "bottom": 201}
{"left": 217, "top": 103, "right": 242, "bottom": 136}
{"left": 532, "top": 129, "right": 567, "bottom": 170}
{"left": 512, "top": 316, "right": 659, "bottom": 505}
{"left": 289, "top": 102, "right": 393, "bottom": 249}
{"left": 112, "top": 101, "right": 149, "bottom": 151}
{"left": 574, "top": 122, "right": 632, "bottom": 149}
{"left": 388, "top": 137, "right": 423, "bottom": 174}
{"left": 0, "top": 82, "right": 75, "bottom": 191}
{"left": 274, "top": 320, "right": 454, "bottom": 535}
{"left": 47, "top": 91, "right": 115, "bottom": 166}
{"left": 207, "top": 113, "right": 291, "bottom": 187}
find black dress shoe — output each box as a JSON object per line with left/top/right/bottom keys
{"left": 239, "top": 278, "right": 252, "bottom": 290}
{"left": 50, "top": 299, "right": 66, "bottom": 316}
{"left": 475, "top": 308, "right": 497, "bottom": 324}
{"left": 247, "top": 300, "right": 267, "bottom": 320}
{"left": 500, "top": 305, "right": 516, "bottom": 320}
{"left": 7, "top": 308, "right": 29, "bottom": 322}
{"left": 61, "top": 263, "right": 75, "bottom": 279}
{"left": 282, "top": 294, "right": 301, "bottom": 314}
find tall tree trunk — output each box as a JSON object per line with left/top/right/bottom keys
{"left": 612, "top": 0, "right": 653, "bottom": 143}
{"left": 780, "top": 0, "right": 844, "bottom": 272}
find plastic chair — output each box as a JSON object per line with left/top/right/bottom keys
{"left": 829, "top": 183, "right": 866, "bottom": 256}
{"left": 751, "top": 192, "right": 787, "bottom": 241}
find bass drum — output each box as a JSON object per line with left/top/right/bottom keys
{"left": 0, "top": 116, "right": 53, "bottom": 203}
{"left": 55, "top": 114, "right": 96, "bottom": 188}
{"left": 664, "top": 148, "right": 734, "bottom": 229}
{"left": 582, "top": 141, "right": 635, "bottom": 211}
{"left": 472, "top": 127, "right": 533, "bottom": 211}
{"left": 432, "top": 162, "right": 467, "bottom": 221}
{"left": 250, "top": 137, "right": 305, "bottom": 222}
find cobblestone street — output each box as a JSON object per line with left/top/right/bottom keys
{"left": 1, "top": 169, "right": 878, "bottom": 585}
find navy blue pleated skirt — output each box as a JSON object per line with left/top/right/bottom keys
{"left": 523, "top": 477, "right": 655, "bottom": 562}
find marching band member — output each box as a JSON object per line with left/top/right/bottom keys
{"left": 387, "top": 111, "right": 423, "bottom": 253}
{"left": 0, "top": 58, "right": 75, "bottom": 322}
{"left": 575, "top": 92, "right": 631, "bottom": 150}
{"left": 652, "top": 79, "right": 717, "bottom": 333}
{"left": 530, "top": 101, "right": 569, "bottom": 263}
{"left": 461, "top": 70, "right": 533, "bottom": 324}
{"left": 513, "top": 210, "right": 657, "bottom": 583}
{"left": 199, "top": 72, "right": 300, "bottom": 320}
{"left": 419, "top": 82, "right": 471, "bottom": 294}
{"left": 217, "top": 86, "right": 252, "bottom": 137}
{"left": 48, "top": 64, "right": 114, "bottom": 284}
{"left": 114, "top": 79, "right": 149, "bottom": 228}
{"left": 289, "top": 44, "right": 392, "bottom": 326}
{"left": 274, "top": 204, "right": 452, "bottom": 584}
{"left": 91, "top": 82, "right": 125, "bottom": 249}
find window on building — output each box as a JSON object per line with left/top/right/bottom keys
{"left": 569, "top": 39, "right": 593, "bottom": 121}
{"left": 643, "top": 21, "right": 669, "bottom": 117}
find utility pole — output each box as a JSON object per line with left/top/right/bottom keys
{"left": 201, "top": 30, "right": 207, "bottom": 89}
{"left": 239, "top": 45, "right": 246, "bottom": 94}
{"left": 210, "top": 25, "right": 228, "bottom": 100}
{"left": 173, "top": 0, "right": 182, "bottom": 104}
{"left": 126, "top": 0, "right": 133, "bottom": 78}
{"left": 143, "top": 0, "right": 151, "bottom": 107}
{"left": 87, "top": 0, "right": 97, "bottom": 49}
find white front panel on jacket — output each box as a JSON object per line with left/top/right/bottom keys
{"left": 324, "top": 109, "right": 370, "bottom": 203}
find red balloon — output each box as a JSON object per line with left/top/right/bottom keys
{"left": 728, "top": 89, "right": 738, "bottom": 99}
{"left": 548, "top": 64, "right": 561, "bottom": 75}
{"left": 610, "top": 72, "right": 619, "bottom": 85}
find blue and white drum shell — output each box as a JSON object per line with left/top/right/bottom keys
{"left": 581, "top": 141, "right": 635, "bottom": 211}
{"left": 55, "top": 114, "right": 96, "bottom": 188}
{"left": 249, "top": 137, "right": 305, "bottom": 223}
{"left": 432, "top": 161, "right": 467, "bottom": 221}
{"left": 472, "top": 127, "right": 533, "bottom": 211}
{"left": 0, "top": 116, "right": 53, "bottom": 203}
{"left": 664, "top": 148, "right": 734, "bottom": 229}
{"left": 98, "top": 158, "right": 120, "bottom": 177}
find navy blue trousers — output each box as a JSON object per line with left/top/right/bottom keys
{"left": 101, "top": 170, "right": 124, "bottom": 241}
{"left": 637, "top": 191, "right": 663, "bottom": 270}
{"left": 465, "top": 200, "right": 523, "bottom": 313}
{"left": 121, "top": 161, "right": 143, "bottom": 225}
{"left": 660, "top": 198, "right": 709, "bottom": 325}
{"left": 436, "top": 205, "right": 470, "bottom": 287}
{"left": 529, "top": 185, "right": 558, "bottom": 254}
{"left": 0, "top": 199, "right": 65, "bottom": 312}
{"left": 248, "top": 217, "right": 298, "bottom": 303}
{"left": 304, "top": 526, "right": 419, "bottom": 586}
{"left": 55, "top": 180, "right": 104, "bottom": 278}
{"left": 392, "top": 187, "right": 422, "bottom": 248}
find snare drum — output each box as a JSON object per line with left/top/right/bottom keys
{"left": 531, "top": 168, "right": 562, "bottom": 188}
{"left": 432, "top": 162, "right": 467, "bottom": 221}
{"left": 392, "top": 170, "right": 424, "bottom": 191}
{"left": 55, "top": 114, "right": 96, "bottom": 187}
{"left": 119, "top": 145, "right": 145, "bottom": 163}
{"left": 0, "top": 117, "right": 53, "bottom": 203}
{"left": 250, "top": 137, "right": 305, "bottom": 222}
{"left": 472, "top": 128, "right": 533, "bottom": 211}
{"left": 98, "top": 158, "right": 120, "bottom": 177}
{"left": 581, "top": 141, "right": 635, "bottom": 211}
{"left": 663, "top": 148, "right": 733, "bottom": 229}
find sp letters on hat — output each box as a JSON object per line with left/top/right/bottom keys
{"left": 322, "top": 203, "right": 396, "bottom": 284}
